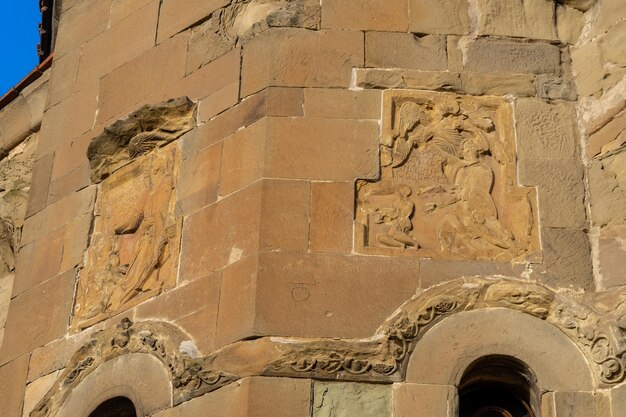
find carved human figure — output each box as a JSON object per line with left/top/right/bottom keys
{"left": 372, "top": 185, "right": 420, "bottom": 249}
{"left": 437, "top": 133, "right": 518, "bottom": 258}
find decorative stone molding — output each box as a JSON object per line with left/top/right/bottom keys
{"left": 356, "top": 91, "right": 540, "bottom": 262}
{"left": 33, "top": 277, "right": 626, "bottom": 416}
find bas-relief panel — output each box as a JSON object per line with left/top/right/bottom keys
{"left": 72, "top": 98, "right": 194, "bottom": 330}
{"left": 356, "top": 91, "right": 540, "bottom": 261}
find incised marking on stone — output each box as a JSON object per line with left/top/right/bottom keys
{"left": 356, "top": 91, "right": 540, "bottom": 261}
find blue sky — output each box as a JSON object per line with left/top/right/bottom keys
{"left": 0, "top": 1, "right": 41, "bottom": 96}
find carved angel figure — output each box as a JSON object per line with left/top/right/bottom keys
{"left": 371, "top": 185, "right": 420, "bottom": 249}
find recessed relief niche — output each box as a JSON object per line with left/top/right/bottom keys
{"left": 356, "top": 91, "right": 540, "bottom": 261}
{"left": 72, "top": 98, "right": 195, "bottom": 330}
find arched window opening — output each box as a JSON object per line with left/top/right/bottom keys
{"left": 88, "top": 397, "right": 137, "bottom": 417}
{"left": 459, "top": 356, "right": 539, "bottom": 417}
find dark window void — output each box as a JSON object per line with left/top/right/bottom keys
{"left": 459, "top": 356, "right": 539, "bottom": 417}
{"left": 88, "top": 397, "right": 137, "bottom": 417}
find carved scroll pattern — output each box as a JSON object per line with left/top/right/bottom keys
{"left": 356, "top": 91, "right": 540, "bottom": 261}
{"left": 33, "top": 279, "right": 626, "bottom": 417}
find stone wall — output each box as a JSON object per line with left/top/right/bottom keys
{"left": 0, "top": 0, "right": 624, "bottom": 416}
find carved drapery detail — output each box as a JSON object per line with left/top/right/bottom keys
{"left": 356, "top": 91, "right": 540, "bottom": 261}
{"left": 33, "top": 278, "right": 626, "bottom": 417}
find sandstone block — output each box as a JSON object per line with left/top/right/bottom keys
{"left": 22, "top": 371, "right": 60, "bottom": 417}
{"left": 0, "top": 275, "right": 12, "bottom": 341}
{"left": 75, "top": 0, "right": 159, "bottom": 92}
{"left": 542, "top": 391, "right": 596, "bottom": 417}
{"left": 598, "top": 225, "right": 626, "bottom": 288}
{"left": 393, "top": 383, "right": 457, "bottom": 417}
{"left": 0, "top": 96, "right": 32, "bottom": 151}
{"left": 216, "top": 252, "right": 419, "bottom": 346}
{"left": 408, "top": 0, "right": 471, "bottom": 35}
{"left": 571, "top": 41, "right": 605, "bottom": 97}
{"left": 518, "top": 159, "right": 586, "bottom": 229}
{"left": 47, "top": 165, "right": 91, "bottom": 204}
{"left": 197, "top": 81, "right": 240, "bottom": 122}
{"left": 58, "top": 214, "right": 92, "bottom": 273}
{"left": 588, "top": 152, "right": 626, "bottom": 226}
{"left": 310, "top": 182, "right": 354, "bottom": 253}
{"left": 21, "top": 186, "right": 95, "bottom": 246}
{"left": 354, "top": 69, "right": 463, "bottom": 91}
{"left": 542, "top": 228, "right": 593, "bottom": 290}
{"left": 25, "top": 152, "right": 54, "bottom": 218}
{"left": 610, "top": 381, "right": 626, "bottom": 417}
{"left": 98, "top": 31, "right": 189, "bottom": 124}
{"left": 303, "top": 88, "right": 381, "bottom": 120}
{"left": 322, "top": 0, "right": 408, "bottom": 31}
{"left": 536, "top": 75, "right": 578, "bottom": 101}
{"left": 135, "top": 272, "right": 221, "bottom": 353}
{"left": 186, "top": 87, "right": 303, "bottom": 154}
{"left": 53, "top": 0, "right": 112, "bottom": 55}
{"left": 515, "top": 99, "right": 579, "bottom": 160}
{"left": 219, "top": 119, "right": 268, "bottom": 196}
{"left": 465, "top": 39, "right": 561, "bottom": 75}
{"left": 0, "top": 355, "right": 29, "bottom": 417}
{"left": 0, "top": 270, "right": 75, "bottom": 365}
{"left": 588, "top": 0, "right": 626, "bottom": 39}
{"left": 156, "top": 0, "right": 229, "bottom": 43}
{"left": 420, "top": 259, "right": 527, "bottom": 288}
{"left": 12, "top": 230, "right": 64, "bottom": 297}
{"left": 264, "top": 117, "right": 380, "bottom": 181}
{"left": 365, "top": 32, "right": 447, "bottom": 71}
{"left": 50, "top": 128, "right": 94, "bottom": 182}
{"left": 461, "top": 72, "right": 536, "bottom": 96}
{"left": 186, "top": 17, "right": 236, "bottom": 74}
{"left": 587, "top": 108, "right": 626, "bottom": 158}
{"left": 556, "top": 4, "right": 584, "bottom": 45}
{"left": 178, "top": 141, "right": 222, "bottom": 216}
{"left": 475, "top": 0, "right": 557, "bottom": 40}
{"left": 313, "top": 381, "right": 391, "bottom": 417}
{"left": 110, "top": 0, "right": 154, "bottom": 25}
{"left": 241, "top": 28, "right": 363, "bottom": 97}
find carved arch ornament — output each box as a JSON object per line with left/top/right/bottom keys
{"left": 32, "top": 277, "right": 626, "bottom": 417}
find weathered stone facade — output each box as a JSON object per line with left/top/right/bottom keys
{"left": 0, "top": 0, "right": 625, "bottom": 416}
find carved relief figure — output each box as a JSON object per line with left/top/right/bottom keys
{"left": 357, "top": 91, "right": 539, "bottom": 261}
{"left": 73, "top": 98, "right": 193, "bottom": 330}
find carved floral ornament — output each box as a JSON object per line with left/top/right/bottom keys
{"left": 32, "top": 277, "right": 626, "bottom": 417}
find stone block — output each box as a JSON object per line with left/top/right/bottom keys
{"left": 98, "top": 31, "right": 190, "bottom": 124}
{"left": 354, "top": 69, "right": 463, "bottom": 91}
{"left": 53, "top": 0, "right": 112, "bottom": 55}
{"left": 310, "top": 182, "right": 354, "bottom": 253}
{"left": 461, "top": 72, "right": 536, "bottom": 96}
{"left": 542, "top": 391, "right": 596, "bottom": 417}
{"left": 587, "top": 109, "right": 626, "bottom": 159}
{"left": 12, "top": 230, "right": 64, "bottom": 297}
{"left": 588, "top": 0, "right": 626, "bottom": 39}
{"left": 557, "top": 4, "right": 584, "bottom": 45}
{"left": 22, "top": 370, "right": 60, "bottom": 417}
{"left": 322, "top": 0, "right": 408, "bottom": 31}
{"left": 40, "top": 84, "right": 98, "bottom": 156}
{"left": 0, "top": 275, "right": 12, "bottom": 339}
{"left": 186, "top": 17, "right": 236, "bottom": 75}
{"left": 259, "top": 179, "right": 310, "bottom": 252}
{"left": 156, "top": 0, "right": 229, "bottom": 43}
{"left": 465, "top": 39, "right": 561, "bottom": 75}
{"left": 313, "top": 381, "right": 391, "bottom": 417}
{"left": 0, "top": 355, "right": 29, "bottom": 417}
{"left": 588, "top": 152, "right": 626, "bottom": 226}
{"left": 25, "top": 152, "right": 54, "bottom": 218}
{"left": 0, "top": 270, "right": 75, "bottom": 365}
{"left": 515, "top": 99, "right": 580, "bottom": 160}
{"left": 598, "top": 225, "right": 626, "bottom": 288}
{"left": 542, "top": 228, "right": 593, "bottom": 290}
{"left": 570, "top": 40, "right": 605, "bottom": 97}
{"left": 518, "top": 160, "right": 586, "bottom": 228}
{"left": 45, "top": 48, "right": 80, "bottom": 108}
{"left": 536, "top": 75, "right": 578, "bottom": 101}
{"left": 0, "top": 96, "right": 31, "bottom": 152}
{"left": 178, "top": 141, "right": 222, "bottom": 216}
{"left": 393, "top": 383, "right": 457, "bottom": 417}
{"left": 408, "top": 0, "right": 471, "bottom": 35}
{"left": 47, "top": 165, "right": 91, "bottom": 204}
{"left": 475, "top": 0, "right": 557, "bottom": 40}
{"left": 304, "top": 88, "right": 381, "bottom": 120}
{"left": 219, "top": 119, "right": 268, "bottom": 196}
{"left": 241, "top": 28, "right": 363, "bottom": 97}
{"left": 420, "top": 259, "right": 528, "bottom": 288}
{"left": 610, "top": 381, "right": 626, "bottom": 417}
{"left": 216, "top": 252, "right": 419, "bottom": 346}
{"left": 183, "top": 87, "right": 303, "bottom": 158}
{"left": 21, "top": 186, "right": 95, "bottom": 247}
{"left": 197, "top": 80, "right": 240, "bottom": 122}
{"left": 75, "top": 0, "right": 159, "bottom": 92}
{"left": 50, "top": 128, "right": 95, "bottom": 182}
{"left": 110, "top": 0, "right": 154, "bottom": 25}
{"left": 59, "top": 214, "right": 93, "bottom": 273}
{"left": 264, "top": 117, "right": 380, "bottom": 181}
{"left": 135, "top": 272, "right": 221, "bottom": 353}
{"left": 365, "top": 32, "right": 447, "bottom": 70}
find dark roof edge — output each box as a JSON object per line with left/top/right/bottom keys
{"left": 38, "top": 0, "right": 54, "bottom": 61}
{"left": 0, "top": 54, "right": 53, "bottom": 111}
